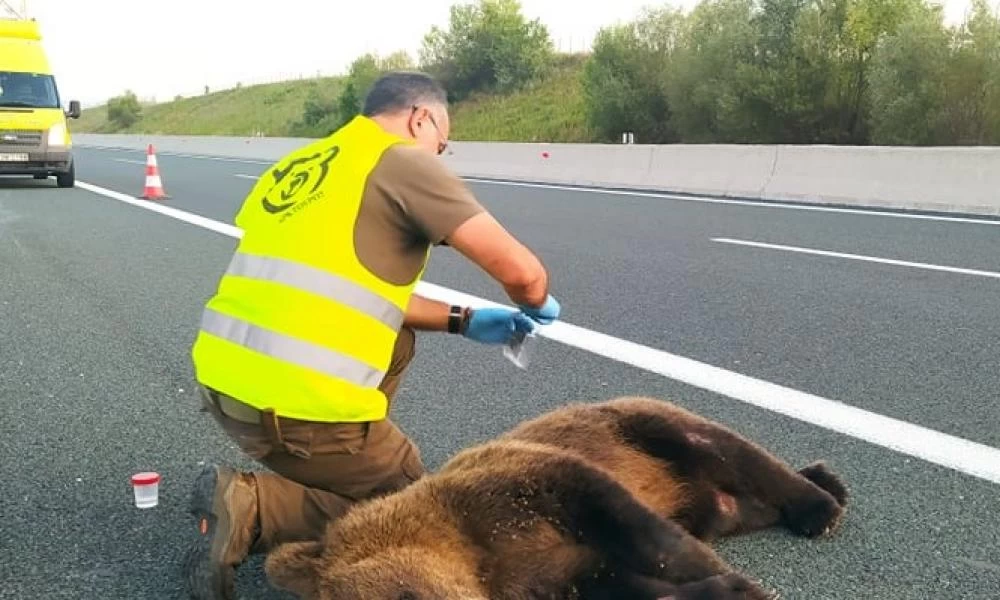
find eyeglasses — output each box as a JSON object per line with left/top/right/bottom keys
{"left": 411, "top": 105, "right": 448, "bottom": 155}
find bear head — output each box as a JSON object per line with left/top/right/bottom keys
{"left": 265, "top": 538, "right": 489, "bottom": 600}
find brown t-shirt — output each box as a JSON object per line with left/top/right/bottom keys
{"left": 353, "top": 144, "right": 485, "bottom": 286}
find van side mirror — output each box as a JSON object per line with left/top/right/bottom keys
{"left": 66, "top": 100, "right": 81, "bottom": 119}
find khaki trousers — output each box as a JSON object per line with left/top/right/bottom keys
{"left": 199, "top": 327, "right": 425, "bottom": 554}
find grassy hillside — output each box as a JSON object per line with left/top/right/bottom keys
{"left": 75, "top": 56, "right": 592, "bottom": 142}
{"left": 447, "top": 55, "right": 592, "bottom": 142}
{"left": 76, "top": 77, "right": 345, "bottom": 137}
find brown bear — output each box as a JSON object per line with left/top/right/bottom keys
{"left": 264, "top": 395, "right": 848, "bottom": 599}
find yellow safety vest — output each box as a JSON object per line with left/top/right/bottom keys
{"left": 191, "top": 115, "right": 428, "bottom": 423}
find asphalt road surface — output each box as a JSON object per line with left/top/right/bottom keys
{"left": 0, "top": 145, "right": 998, "bottom": 599}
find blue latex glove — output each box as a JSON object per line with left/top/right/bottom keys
{"left": 462, "top": 307, "right": 536, "bottom": 344}
{"left": 519, "top": 294, "right": 560, "bottom": 325}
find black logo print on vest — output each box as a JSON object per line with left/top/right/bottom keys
{"left": 262, "top": 144, "right": 341, "bottom": 214}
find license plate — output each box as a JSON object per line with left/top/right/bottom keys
{"left": 0, "top": 153, "right": 29, "bottom": 162}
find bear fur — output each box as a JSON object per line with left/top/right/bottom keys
{"left": 264, "top": 395, "right": 849, "bottom": 599}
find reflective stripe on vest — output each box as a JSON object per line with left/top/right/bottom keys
{"left": 225, "top": 252, "right": 405, "bottom": 331}
{"left": 199, "top": 307, "right": 385, "bottom": 388}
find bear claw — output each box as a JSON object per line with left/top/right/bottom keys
{"left": 668, "top": 573, "right": 776, "bottom": 600}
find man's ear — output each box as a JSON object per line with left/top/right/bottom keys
{"left": 264, "top": 540, "right": 324, "bottom": 597}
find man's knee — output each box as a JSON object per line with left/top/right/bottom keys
{"left": 371, "top": 441, "right": 425, "bottom": 497}
{"left": 400, "top": 439, "right": 426, "bottom": 482}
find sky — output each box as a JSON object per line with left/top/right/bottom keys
{"left": 4, "top": 0, "right": 979, "bottom": 107}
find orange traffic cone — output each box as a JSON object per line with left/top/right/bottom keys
{"left": 141, "top": 144, "right": 168, "bottom": 200}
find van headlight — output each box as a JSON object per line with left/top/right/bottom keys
{"left": 48, "top": 123, "right": 68, "bottom": 147}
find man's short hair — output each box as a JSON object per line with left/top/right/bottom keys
{"left": 362, "top": 71, "right": 448, "bottom": 117}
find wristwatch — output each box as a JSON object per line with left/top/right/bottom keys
{"left": 448, "top": 305, "right": 463, "bottom": 334}
{"left": 448, "top": 305, "right": 471, "bottom": 334}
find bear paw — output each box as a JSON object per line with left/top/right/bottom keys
{"left": 663, "top": 573, "right": 779, "bottom": 600}
{"left": 798, "top": 461, "right": 849, "bottom": 507}
{"left": 781, "top": 490, "right": 843, "bottom": 538}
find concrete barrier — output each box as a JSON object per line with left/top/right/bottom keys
{"left": 73, "top": 133, "right": 1000, "bottom": 217}
{"left": 74, "top": 133, "right": 307, "bottom": 162}
{"left": 762, "top": 145, "right": 1000, "bottom": 216}
{"left": 443, "top": 142, "right": 782, "bottom": 200}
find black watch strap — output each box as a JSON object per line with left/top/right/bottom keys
{"left": 448, "top": 305, "right": 463, "bottom": 334}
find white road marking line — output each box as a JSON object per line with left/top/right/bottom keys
{"left": 462, "top": 177, "right": 1000, "bottom": 227}
{"left": 82, "top": 145, "right": 273, "bottom": 166}
{"left": 713, "top": 237, "right": 1000, "bottom": 280}
{"left": 75, "top": 182, "right": 241, "bottom": 237}
{"left": 81, "top": 146, "right": 1000, "bottom": 226}
{"left": 106, "top": 151, "right": 260, "bottom": 181}
{"left": 73, "top": 178, "right": 1000, "bottom": 486}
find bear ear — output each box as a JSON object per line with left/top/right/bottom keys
{"left": 264, "top": 540, "right": 324, "bottom": 598}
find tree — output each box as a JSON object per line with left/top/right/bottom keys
{"left": 419, "top": 0, "right": 554, "bottom": 101}
{"left": 290, "top": 50, "right": 420, "bottom": 137}
{"left": 336, "top": 51, "right": 419, "bottom": 127}
{"left": 746, "top": 0, "right": 841, "bottom": 143}
{"left": 790, "top": 0, "right": 856, "bottom": 142}
{"left": 936, "top": 0, "right": 1000, "bottom": 144}
{"left": 827, "top": 0, "right": 929, "bottom": 143}
{"left": 106, "top": 90, "right": 141, "bottom": 129}
{"left": 336, "top": 54, "right": 383, "bottom": 123}
{"left": 581, "top": 6, "right": 684, "bottom": 143}
{"left": 867, "top": 3, "right": 950, "bottom": 144}
{"left": 289, "top": 87, "right": 341, "bottom": 137}
{"left": 664, "top": 0, "right": 761, "bottom": 143}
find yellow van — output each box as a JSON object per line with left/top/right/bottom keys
{"left": 0, "top": 18, "right": 80, "bottom": 187}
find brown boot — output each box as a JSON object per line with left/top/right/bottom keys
{"left": 184, "top": 463, "right": 260, "bottom": 599}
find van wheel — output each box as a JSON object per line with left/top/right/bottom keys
{"left": 56, "top": 162, "right": 75, "bottom": 188}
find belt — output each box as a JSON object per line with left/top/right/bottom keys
{"left": 216, "top": 394, "right": 263, "bottom": 425}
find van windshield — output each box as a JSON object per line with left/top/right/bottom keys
{"left": 0, "top": 72, "right": 60, "bottom": 109}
